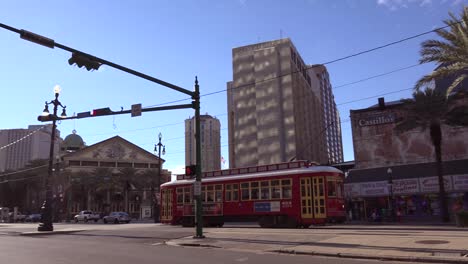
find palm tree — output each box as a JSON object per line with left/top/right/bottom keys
{"left": 415, "top": 7, "right": 468, "bottom": 96}
{"left": 395, "top": 88, "right": 468, "bottom": 222}
{"left": 117, "top": 167, "right": 137, "bottom": 212}
{"left": 91, "top": 168, "right": 118, "bottom": 213}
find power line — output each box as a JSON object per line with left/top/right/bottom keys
{"left": 148, "top": 21, "right": 459, "bottom": 107}
{"left": 333, "top": 63, "right": 424, "bottom": 89}
{"left": 0, "top": 174, "right": 43, "bottom": 184}
{"left": 337, "top": 88, "right": 413, "bottom": 106}
{"left": 0, "top": 164, "right": 48, "bottom": 179}
{"left": 0, "top": 125, "right": 47, "bottom": 152}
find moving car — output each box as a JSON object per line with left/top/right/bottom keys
{"left": 103, "top": 212, "right": 131, "bottom": 224}
{"left": 25, "top": 213, "right": 42, "bottom": 222}
{"left": 74, "top": 211, "right": 100, "bottom": 223}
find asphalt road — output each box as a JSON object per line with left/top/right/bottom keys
{"left": 0, "top": 223, "right": 414, "bottom": 264}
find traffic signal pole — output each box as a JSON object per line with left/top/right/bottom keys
{"left": 1, "top": 22, "right": 205, "bottom": 239}
{"left": 194, "top": 77, "right": 204, "bottom": 238}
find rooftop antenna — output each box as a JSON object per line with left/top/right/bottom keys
{"left": 280, "top": 29, "right": 283, "bottom": 39}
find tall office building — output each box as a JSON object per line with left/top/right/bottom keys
{"left": 0, "top": 125, "right": 61, "bottom": 172}
{"left": 312, "top": 65, "right": 344, "bottom": 164}
{"left": 185, "top": 115, "right": 221, "bottom": 172}
{"left": 228, "top": 38, "right": 342, "bottom": 168}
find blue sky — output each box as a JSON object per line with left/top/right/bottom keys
{"left": 0, "top": 0, "right": 465, "bottom": 174}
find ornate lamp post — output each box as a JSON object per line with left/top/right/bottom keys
{"left": 387, "top": 168, "right": 394, "bottom": 222}
{"left": 38, "top": 85, "right": 66, "bottom": 231}
{"left": 153, "top": 132, "right": 165, "bottom": 223}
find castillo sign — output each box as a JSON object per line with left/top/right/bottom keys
{"left": 358, "top": 113, "right": 396, "bottom": 127}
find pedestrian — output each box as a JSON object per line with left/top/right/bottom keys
{"left": 396, "top": 208, "right": 402, "bottom": 222}
{"left": 371, "top": 209, "right": 377, "bottom": 222}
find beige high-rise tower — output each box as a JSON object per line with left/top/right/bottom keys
{"left": 185, "top": 115, "right": 221, "bottom": 172}
{"left": 228, "top": 38, "right": 342, "bottom": 168}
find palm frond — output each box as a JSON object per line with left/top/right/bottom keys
{"left": 446, "top": 74, "right": 468, "bottom": 95}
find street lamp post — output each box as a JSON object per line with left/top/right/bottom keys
{"left": 154, "top": 132, "right": 165, "bottom": 223}
{"left": 387, "top": 168, "right": 394, "bottom": 222}
{"left": 38, "top": 85, "right": 66, "bottom": 231}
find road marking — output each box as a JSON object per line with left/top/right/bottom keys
{"left": 235, "top": 257, "right": 249, "bottom": 262}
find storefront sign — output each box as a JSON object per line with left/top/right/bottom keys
{"left": 360, "top": 181, "right": 389, "bottom": 197}
{"left": 358, "top": 113, "right": 395, "bottom": 127}
{"left": 344, "top": 183, "right": 361, "bottom": 198}
{"left": 419, "top": 176, "right": 452, "bottom": 193}
{"left": 452, "top": 175, "right": 468, "bottom": 191}
{"left": 393, "top": 179, "right": 419, "bottom": 194}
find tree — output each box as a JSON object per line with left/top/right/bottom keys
{"left": 117, "top": 167, "right": 137, "bottom": 212}
{"left": 415, "top": 6, "right": 468, "bottom": 96}
{"left": 395, "top": 88, "right": 468, "bottom": 222}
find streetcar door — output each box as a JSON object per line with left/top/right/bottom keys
{"left": 300, "top": 178, "right": 313, "bottom": 218}
{"left": 161, "top": 189, "right": 173, "bottom": 221}
{"left": 312, "top": 176, "right": 326, "bottom": 219}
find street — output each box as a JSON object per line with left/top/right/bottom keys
{"left": 0, "top": 223, "right": 428, "bottom": 264}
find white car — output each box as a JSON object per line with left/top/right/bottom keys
{"left": 103, "top": 212, "right": 131, "bottom": 224}
{"left": 74, "top": 211, "right": 100, "bottom": 223}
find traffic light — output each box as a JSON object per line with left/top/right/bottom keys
{"left": 37, "top": 114, "right": 55, "bottom": 122}
{"left": 91, "top": 107, "right": 113, "bottom": 116}
{"left": 185, "top": 165, "right": 197, "bottom": 177}
{"left": 68, "top": 52, "right": 102, "bottom": 71}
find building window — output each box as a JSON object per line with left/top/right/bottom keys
{"left": 100, "top": 162, "right": 115, "bottom": 168}
{"left": 82, "top": 161, "right": 98, "bottom": 167}
{"left": 117, "top": 162, "right": 132, "bottom": 168}
{"left": 69, "top": 160, "right": 80, "bottom": 166}
{"left": 134, "top": 163, "right": 148, "bottom": 168}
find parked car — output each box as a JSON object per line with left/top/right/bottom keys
{"left": 25, "top": 213, "right": 42, "bottom": 223}
{"left": 8, "top": 211, "right": 27, "bottom": 222}
{"left": 74, "top": 211, "right": 100, "bottom": 223}
{"left": 103, "top": 212, "right": 131, "bottom": 224}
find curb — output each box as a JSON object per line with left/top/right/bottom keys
{"left": 273, "top": 249, "right": 468, "bottom": 264}
{"left": 20, "top": 229, "right": 85, "bottom": 236}
{"left": 165, "top": 240, "right": 221, "bottom": 249}
{"left": 165, "top": 239, "right": 468, "bottom": 264}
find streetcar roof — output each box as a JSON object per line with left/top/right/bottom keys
{"left": 162, "top": 166, "right": 342, "bottom": 187}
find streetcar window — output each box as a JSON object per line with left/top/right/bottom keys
{"left": 336, "top": 181, "right": 343, "bottom": 198}
{"left": 241, "top": 182, "right": 250, "bottom": 200}
{"left": 215, "top": 185, "right": 223, "bottom": 202}
{"left": 250, "top": 182, "right": 259, "bottom": 200}
{"left": 225, "top": 184, "right": 239, "bottom": 202}
{"left": 327, "top": 180, "right": 337, "bottom": 197}
{"left": 232, "top": 184, "right": 239, "bottom": 201}
{"left": 318, "top": 182, "right": 325, "bottom": 196}
{"left": 184, "top": 187, "right": 191, "bottom": 203}
{"left": 272, "top": 185, "right": 281, "bottom": 199}
{"left": 280, "top": 178, "right": 292, "bottom": 199}
{"left": 207, "top": 192, "right": 214, "bottom": 202}
{"left": 260, "top": 181, "right": 270, "bottom": 200}
{"left": 176, "top": 188, "right": 183, "bottom": 204}
{"left": 282, "top": 186, "right": 292, "bottom": 199}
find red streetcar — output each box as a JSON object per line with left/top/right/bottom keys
{"left": 160, "top": 161, "right": 345, "bottom": 228}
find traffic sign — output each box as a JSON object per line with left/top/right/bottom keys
{"left": 131, "top": 104, "right": 142, "bottom": 117}
{"left": 194, "top": 181, "right": 201, "bottom": 196}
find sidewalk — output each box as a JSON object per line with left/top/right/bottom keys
{"left": 167, "top": 225, "right": 468, "bottom": 263}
